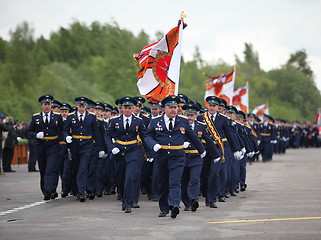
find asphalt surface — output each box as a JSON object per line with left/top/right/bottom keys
{"left": 1, "top": 148, "right": 321, "bottom": 240}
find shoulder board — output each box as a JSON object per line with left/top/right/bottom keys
{"left": 179, "top": 115, "right": 188, "bottom": 119}
{"left": 68, "top": 112, "right": 75, "bottom": 116}
{"left": 196, "top": 121, "right": 206, "bottom": 125}
{"left": 97, "top": 117, "right": 102, "bottom": 121}
{"left": 53, "top": 112, "right": 61, "bottom": 115}
{"left": 33, "top": 112, "right": 40, "bottom": 116}
{"left": 219, "top": 113, "right": 227, "bottom": 118}
{"left": 135, "top": 115, "right": 142, "bottom": 120}
{"left": 152, "top": 115, "right": 162, "bottom": 119}
{"left": 110, "top": 116, "right": 120, "bottom": 120}
{"left": 88, "top": 112, "right": 95, "bottom": 115}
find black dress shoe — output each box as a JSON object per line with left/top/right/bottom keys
{"left": 50, "top": 192, "right": 58, "bottom": 199}
{"left": 124, "top": 208, "right": 132, "bottom": 213}
{"left": 43, "top": 195, "right": 51, "bottom": 201}
{"left": 104, "top": 190, "right": 111, "bottom": 195}
{"left": 159, "top": 211, "right": 169, "bottom": 217}
{"left": 191, "top": 200, "right": 199, "bottom": 212}
{"left": 88, "top": 193, "right": 95, "bottom": 200}
{"left": 79, "top": 194, "right": 86, "bottom": 202}
{"left": 153, "top": 197, "right": 159, "bottom": 202}
{"left": 218, "top": 197, "right": 226, "bottom": 202}
{"left": 4, "top": 169, "right": 16, "bottom": 172}
{"left": 209, "top": 202, "right": 217, "bottom": 208}
{"left": 131, "top": 203, "right": 140, "bottom": 208}
{"left": 184, "top": 206, "right": 191, "bottom": 211}
{"left": 61, "top": 192, "right": 68, "bottom": 198}
{"left": 96, "top": 193, "right": 103, "bottom": 197}
{"left": 235, "top": 189, "right": 240, "bottom": 193}
{"left": 240, "top": 186, "right": 246, "bottom": 192}
{"left": 171, "top": 206, "right": 180, "bottom": 218}
{"left": 224, "top": 193, "right": 230, "bottom": 198}
{"left": 205, "top": 201, "right": 210, "bottom": 206}
{"left": 28, "top": 169, "right": 39, "bottom": 172}
{"left": 110, "top": 189, "right": 116, "bottom": 194}
{"left": 230, "top": 192, "right": 237, "bottom": 196}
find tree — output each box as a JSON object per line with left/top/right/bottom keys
{"left": 286, "top": 49, "right": 313, "bottom": 79}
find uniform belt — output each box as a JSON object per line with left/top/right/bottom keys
{"left": 72, "top": 135, "right": 92, "bottom": 139}
{"left": 260, "top": 133, "right": 271, "bottom": 136}
{"left": 185, "top": 150, "right": 199, "bottom": 154}
{"left": 115, "top": 139, "right": 138, "bottom": 145}
{"left": 201, "top": 139, "right": 206, "bottom": 143}
{"left": 294, "top": 131, "right": 300, "bottom": 134}
{"left": 41, "top": 136, "right": 58, "bottom": 140}
{"left": 160, "top": 145, "right": 184, "bottom": 150}
{"left": 59, "top": 141, "right": 66, "bottom": 144}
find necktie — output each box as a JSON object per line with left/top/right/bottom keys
{"left": 190, "top": 124, "right": 194, "bottom": 130}
{"left": 45, "top": 114, "right": 49, "bottom": 125}
{"left": 211, "top": 115, "right": 215, "bottom": 123}
{"left": 80, "top": 114, "right": 83, "bottom": 124}
{"left": 169, "top": 118, "right": 173, "bottom": 131}
{"left": 125, "top": 118, "right": 130, "bottom": 130}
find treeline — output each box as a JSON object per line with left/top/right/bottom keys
{"left": 0, "top": 21, "right": 320, "bottom": 122}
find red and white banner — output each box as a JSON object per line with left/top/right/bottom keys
{"left": 232, "top": 83, "right": 249, "bottom": 113}
{"left": 135, "top": 20, "right": 186, "bottom": 103}
{"left": 204, "top": 68, "right": 235, "bottom": 105}
{"left": 252, "top": 103, "right": 269, "bottom": 120}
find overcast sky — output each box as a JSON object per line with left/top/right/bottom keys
{"left": 1, "top": 0, "right": 321, "bottom": 92}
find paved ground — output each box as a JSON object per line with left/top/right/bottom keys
{"left": 1, "top": 148, "right": 321, "bottom": 240}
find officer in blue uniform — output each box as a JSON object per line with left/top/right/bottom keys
{"left": 177, "top": 93, "right": 189, "bottom": 115}
{"left": 105, "top": 96, "right": 147, "bottom": 213}
{"left": 181, "top": 103, "right": 221, "bottom": 212}
{"left": 145, "top": 95, "right": 206, "bottom": 218}
{"left": 28, "top": 95, "right": 64, "bottom": 200}
{"left": 198, "top": 96, "right": 241, "bottom": 205}
{"left": 291, "top": 121, "right": 302, "bottom": 148}
{"left": 63, "top": 97, "right": 105, "bottom": 202}
{"left": 259, "top": 114, "right": 277, "bottom": 162}
{"left": 246, "top": 113, "right": 260, "bottom": 164}
{"left": 59, "top": 103, "right": 73, "bottom": 198}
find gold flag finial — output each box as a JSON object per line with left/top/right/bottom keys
{"left": 180, "top": 11, "right": 187, "bottom": 19}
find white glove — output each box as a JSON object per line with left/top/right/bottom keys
{"left": 99, "top": 151, "right": 105, "bottom": 158}
{"left": 257, "top": 140, "right": 261, "bottom": 145}
{"left": 200, "top": 151, "right": 206, "bottom": 158}
{"left": 241, "top": 147, "right": 246, "bottom": 154}
{"left": 153, "top": 144, "right": 162, "bottom": 152}
{"left": 36, "top": 132, "right": 44, "bottom": 139}
{"left": 147, "top": 158, "right": 154, "bottom": 162}
{"left": 234, "top": 151, "right": 241, "bottom": 160}
{"left": 213, "top": 157, "right": 221, "bottom": 163}
{"left": 247, "top": 152, "right": 252, "bottom": 158}
{"left": 66, "top": 136, "right": 72, "bottom": 143}
{"left": 255, "top": 151, "right": 260, "bottom": 155}
{"left": 184, "top": 142, "right": 191, "bottom": 149}
{"left": 111, "top": 147, "right": 120, "bottom": 155}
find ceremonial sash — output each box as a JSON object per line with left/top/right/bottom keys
{"left": 203, "top": 113, "right": 225, "bottom": 162}
{"left": 246, "top": 122, "right": 258, "bottom": 138}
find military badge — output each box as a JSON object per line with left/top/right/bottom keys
{"left": 197, "top": 131, "right": 202, "bottom": 137}
{"left": 180, "top": 127, "right": 185, "bottom": 134}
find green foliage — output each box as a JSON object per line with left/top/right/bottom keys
{"left": 0, "top": 22, "right": 320, "bottom": 123}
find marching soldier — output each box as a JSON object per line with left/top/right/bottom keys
{"left": 181, "top": 103, "right": 220, "bottom": 212}
{"left": 259, "top": 114, "right": 277, "bottom": 162}
{"left": 63, "top": 97, "right": 105, "bottom": 202}
{"left": 28, "top": 95, "right": 64, "bottom": 200}
{"left": 145, "top": 95, "right": 206, "bottom": 218}
{"left": 105, "top": 96, "right": 147, "bottom": 213}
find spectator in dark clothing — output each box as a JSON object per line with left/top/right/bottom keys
{"left": 0, "top": 113, "right": 8, "bottom": 173}
{"left": 2, "top": 116, "right": 18, "bottom": 172}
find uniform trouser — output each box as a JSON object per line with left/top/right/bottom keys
{"left": 36, "top": 142, "right": 59, "bottom": 194}
{"left": 70, "top": 142, "right": 92, "bottom": 195}
{"left": 219, "top": 144, "right": 233, "bottom": 197}
{"left": 113, "top": 148, "right": 143, "bottom": 209}
{"left": 96, "top": 155, "right": 106, "bottom": 194}
{"left": 233, "top": 158, "right": 240, "bottom": 191}
{"left": 87, "top": 147, "right": 98, "bottom": 194}
{"left": 181, "top": 156, "right": 203, "bottom": 207}
{"left": 62, "top": 151, "right": 72, "bottom": 193}
{"left": 206, "top": 159, "right": 221, "bottom": 203}
{"left": 140, "top": 160, "right": 153, "bottom": 194}
{"left": 104, "top": 154, "right": 113, "bottom": 192}
{"left": 261, "top": 141, "right": 272, "bottom": 161}
{"left": 151, "top": 160, "right": 160, "bottom": 199}
{"left": 54, "top": 144, "right": 66, "bottom": 191}
{"left": 200, "top": 155, "right": 211, "bottom": 198}
{"left": 239, "top": 155, "right": 247, "bottom": 187}
{"left": 156, "top": 152, "right": 185, "bottom": 213}
{"left": 227, "top": 155, "right": 237, "bottom": 193}
{"left": 28, "top": 141, "right": 38, "bottom": 171}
